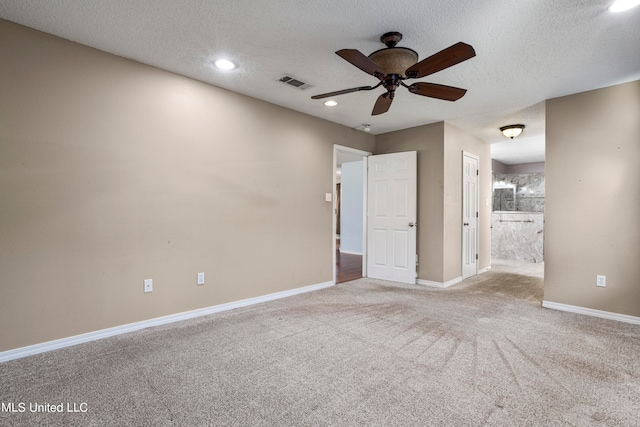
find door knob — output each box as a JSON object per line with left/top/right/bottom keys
{"left": 463, "top": 222, "right": 469, "bottom": 226}
{"left": 409, "top": 222, "right": 417, "bottom": 227}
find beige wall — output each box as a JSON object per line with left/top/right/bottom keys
{"left": 443, "top": 123, "right": 492, "bottom": 281}
{"left": 375, "top": 122, "right": 491, "bottom": 283}
{"left": 544, "top": 80, "right": 640, "bottom": 317}
{"left": 375, "top": 123, "right": 446, "bottom": 282}
{"left": 0, "top": 20, "right": 374, "bottom": 351}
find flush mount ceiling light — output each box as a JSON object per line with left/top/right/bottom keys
{"left": 500, "top": 124, "right": 525, "bottom": 139}
{"left": 324, "top": 100, "right": 338, "bottom": 107}
{"left": 215, "top": 59, "right": 235, "bottom": 70}
{"left": 609, "top": 0, "right": 640, "bottom": 12}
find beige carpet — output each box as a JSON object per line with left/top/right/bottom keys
{"left": 1, "top": 267, "right": 639, "bottom": 426}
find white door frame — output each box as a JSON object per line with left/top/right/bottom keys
{"left": 462, "top": 151, "right": 479, "bottom": 279}
{"left": 333, "top": 145, "right": 371, "bottom": 284}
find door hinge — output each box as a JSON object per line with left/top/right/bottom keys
{"left": 476, "top": 212, "right": 478, "bottom": 218}
{"left": 476, "top": 254, "right": 478, "bottom": 260}
{"left": 476, "top": 169, "right": 479, "bottom": 176}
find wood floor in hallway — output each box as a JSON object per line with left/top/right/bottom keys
{"left": 336, "top": 242, "right": 362, "bottom": 284}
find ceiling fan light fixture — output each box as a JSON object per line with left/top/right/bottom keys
{"left": 609, "top": 0, "right": 640, "bottom": 12}
{"left": 368, "top": 47, "right": 418, "bottom": 76}
{"left": 362, "top": 123, "right": 371, "bottom": 132}
{"left": 500, "top": 124, "right": 525, "bottom": 139}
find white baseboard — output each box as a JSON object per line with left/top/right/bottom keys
{"left": 339, "top": 249, "right": 363, "bottom": 255}
{"left": 0, "top": 280, "right": 334, "bottom": 364}
{"left": 416, "top": 268, "right": 490, "bottom": 288}
{"left": 417, "top": 276, "right": 463, "bottom": 288}
{"left": 542, "top": 300, "right": 640, "bottom": 325}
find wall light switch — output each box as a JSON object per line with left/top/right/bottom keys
{"left": 197, "top": 272, "right": 205, "bottom": 285}
{"left": 144, "top": 279, "right": 153, "bottom": 293}
{"left": 596, "top": 275, "right": 606, "bottom": 287}
{"left": 325, "top": 193, "right": 332, "bottom": 202}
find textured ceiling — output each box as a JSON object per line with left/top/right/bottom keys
{"left": 1, "top": 0, "right": 639, "bottom": 164}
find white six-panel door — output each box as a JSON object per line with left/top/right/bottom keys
{"left": 462, "top": 152, "right": 479, "bottom": 279}
{"left": 367, "top": 151, "right": 417, "bottom": 284}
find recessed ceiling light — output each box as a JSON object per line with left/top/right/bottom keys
{"left": 324, "top": 100, "right": 338, "bottom": 107}
{"left": 215, "top": 59, "right": 235, "bottom": 70}
{"left": 609, "top": 0, "right": 640, "bottom": 12}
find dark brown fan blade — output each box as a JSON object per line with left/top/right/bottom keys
{"left": 311, "top": 85, "right": 377, "bottom": 100}
{"left": 372, "top": 92, "right": 393, "bottom": 115}
{"left": 408, "top": 82, "right": 467, "bottom": 101}
{"left": 405, "top": 42, "right": 475, "bottom": 79}
{"left": 336, "top": 49, "right": 386, "bottom": 79}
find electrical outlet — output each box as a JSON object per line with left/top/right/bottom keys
{"left": 197, "top": 272, "right": 205, "bottom": 285}
{"left": 596, "top": 275, "right": 606, "bottom": 287}
{"left": 144, "top": 279, "right": 153, "bottom": 293}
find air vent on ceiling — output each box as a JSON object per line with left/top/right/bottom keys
{"left": 277, "top": 74, "right": 312, "bottom": 90}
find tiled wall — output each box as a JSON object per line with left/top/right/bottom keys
{"left": 491, "top": 212, "right": 544, "bottom": 263}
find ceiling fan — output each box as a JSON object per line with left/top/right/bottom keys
{"left": 311, "top": 32, "right": 476, "bottom": 115}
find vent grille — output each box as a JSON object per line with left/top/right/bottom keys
{"left": 277, "top": 74, "right": 312, "bottom": 90}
